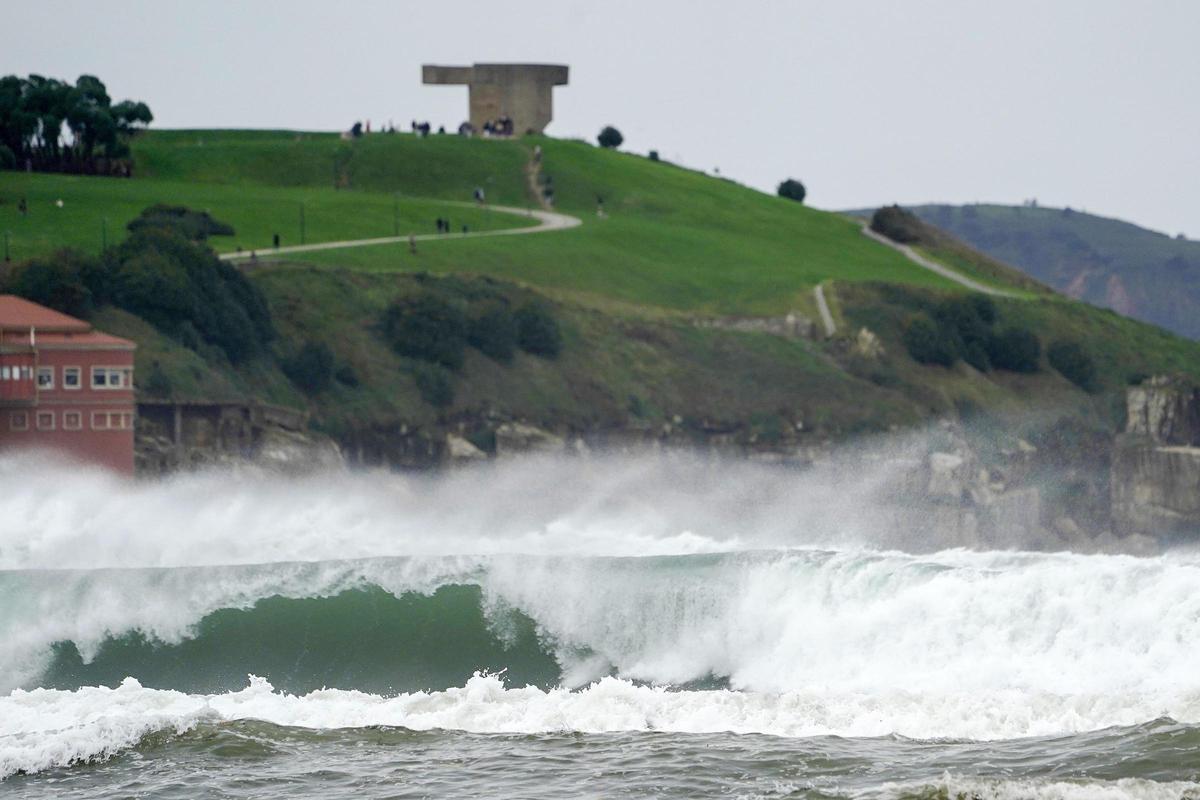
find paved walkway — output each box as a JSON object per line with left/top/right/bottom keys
{"left": 813, "top": 284, "right": 837, "bottom": 337}
{"left": 220, "top": 202, "right": 581, "bottom": 262}
{"left": 860, "top": 224, "right": 1016, "bottom": 297}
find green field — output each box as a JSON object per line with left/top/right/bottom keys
{"left": 4, "top": 130, "right": 969, "bottom": 314}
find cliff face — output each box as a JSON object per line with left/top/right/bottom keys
{"left": 1112, "top": 376, "right": 1200, "bottom": 541}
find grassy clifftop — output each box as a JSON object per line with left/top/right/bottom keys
{"left": 6, "top": 129, "right": 1200, "bottom": 459}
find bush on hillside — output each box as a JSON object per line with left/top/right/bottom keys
{"left": 141, "top": 361, "right": 173, "bottom": 398}
{"left": 335, "top": 364, "right": 360, "bottom": 387}
{"left": 126, "top": 204, "right": 235, "bottom": 241}
{"left": 597, "top": 126, "right": 623, "bottom": 149}
{"left": 6, "top": 250, "right": 99, "bottom": 319}
{"left": 514, "top": 302, "right": 562, "bottom": 358}
{"left": 932, "top": 295, "right": 993, "bottom": 370}
{"left": 282, "top": 341, "right": 335, "bottom": 394}
{"left": 413, "top": 362, "right": 454, "bottom": 408}
{"left": 648, "top": 150, "right": 659, "bottom": 162}
{"left": 383, "top": 292, "right": 468, "bottom": 370}
{"left": 902, "top": 313, "right": 955, "bottom": 367}
{"left": 986, "top": 326, "right": 1041, "bottom": 372}
{"left": 104, "top": 228, "right": 274, "bottom": 364}
{"left": 870, "top": 204, "right": 926, "bottom": 245}
{"left": 777, "top": 179, "right": 807, "bottom": 204}
{"left": 1047, "top": 339, "right": 1098, "bottom": 392}
{"left": 467, "top": 302, "right": 517, "bottom": 362}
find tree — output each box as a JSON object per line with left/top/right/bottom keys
{"left": 282, "top": 341, "right": 335, "bottom": 394}
{"left": 777, "top": 179, "right": 806, "bottom": 204}
{"left": 902, "top": 313, "right": 955, "bottom": 367}
{"left": 597, "top": 126, "right": 623, "bottom": 149}
{"left": 467, "top": 302, "right": 518, "bottom": 362}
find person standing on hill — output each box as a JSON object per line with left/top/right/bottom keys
{"left": 409, "top": 234, "right": 417, "bottom": 255}
{"left": 473, "top": 187, "right": 485, "bottom": 205}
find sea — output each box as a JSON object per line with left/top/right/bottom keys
{"left": 1, "top": 451, "right": 1198, "bottom": 799}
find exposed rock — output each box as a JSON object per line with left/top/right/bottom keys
{"left": 1125, "top": 375, "right": 1200, "bottom": 445}
{"left": 255, "top": 427, "right": 344, "bottom": 474}
{"left": 494, "top": 422, "right": 565, "bottom": 456}
{"left": 851, "top": 327, "right": 885, "bottom": 359}
{"left": 927, "top": 452, "right": 968, "bottom": 501}
{"left": 446, "top": 434, "right": 487, "bottom": 462}
{"left": 985, "top": 487, "right": 1042, "bottom": 547}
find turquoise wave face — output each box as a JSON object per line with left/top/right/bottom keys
{"left": 40, "top": 585, "right": 563, "bottom": 695}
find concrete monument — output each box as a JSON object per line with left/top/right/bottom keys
{"left": 422, "top": 63, "right": 569, "bottom": 135}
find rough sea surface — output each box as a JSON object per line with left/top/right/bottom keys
{"left": 2, "top": 453, "right": 1198, "bottom": 799}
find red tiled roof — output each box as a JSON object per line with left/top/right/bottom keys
{"left": 0, "top": 295, "right": 91, "bottom": 332}
{"left": 0, "top": 295, "right": 135, "bottom": 348}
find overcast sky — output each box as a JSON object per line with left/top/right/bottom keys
{"left": 5, "top": 0, "right": 1197, "bottom": 237}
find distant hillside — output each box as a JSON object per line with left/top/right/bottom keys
{"left": 890, "top": 204, "right": 1200, "bottom": 340}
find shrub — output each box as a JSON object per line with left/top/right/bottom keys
{"left": 413, "top": 362, "right": 454, "bottom": 407}
{"left": 335, "top": 364, "right": 360, "bottom": 387}
{"left": 969, "top": 294, "right": 997, "bottom": 325}
{"left": 282, "top": 341, "right": 335, "bottom": 394}
{"left": 776, "top": 179, "right": 807, "bottom": 204}
{"left": 933, "top": 294, "right": 993, "bottom": 370}
{"left": 104, "top": 228, "right": 274, "bottom": 364}
{"left": 126, "top": 204, "right": 235, "bottom": 241}
{"left": 903, "top": 313, "right": 955, "bottom": 367}
{"left": 141, "top": 361, "right": 173, "bottom": 398}
{"left": 383, "top": 292, "right": 468, "bottom": 370}
{"left": 7, "top": 250, "right": 98, "bottom": 319}
{"left": 648, "top": 150, "right": 659, "bottom": 162}
{"left": 1048, "top": 339, "right": 1098, "bottom": 392}
{"left": 870, "top": 204, "right": 926, "bottom": 244}
{"left": 987, "top": 326, "right": 1041, "bottom": 372}
{"left": 514, "top": 302, "right": 562, "bottom": 358}
{"left": 467, "top": 303, "right": 517, "bottom": 362}
{"left": 597, "top": 126, "right": 623, "bottom": 149}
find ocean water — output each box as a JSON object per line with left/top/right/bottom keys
{"left": 2, "top": 452, "right": 1199, "bottom": 799}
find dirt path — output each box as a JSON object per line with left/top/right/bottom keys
{"left": 860, "top": 224, "right": 1017, "bottom": 297}
{"left": 813, "top": 284, "right": 837, "bottom": 337}
{"left": 220, "top": 202, "right": 580, "bottom": 262}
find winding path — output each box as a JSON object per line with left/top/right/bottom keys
{"left": 219, "top": 202, "right": 581, "bottom": 262}
{"left": 860, "top": 224, "right": 1017, "bottom": 297}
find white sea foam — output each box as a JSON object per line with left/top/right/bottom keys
{"left": 875, "top": 776, "right": 1200, "bottom": 800}
{"left": 3, "top": 674, "right": 1200, "bottom": 780}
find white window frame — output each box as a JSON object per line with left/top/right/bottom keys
{"left": 36, "top": 366, "right": 54, "bottom": 390}
{"left": 91, "top": 366, "right": 132, "bottom": 390}
{"left": 36, "top": 410, "right": 55, "bottom": 431}
{"left": 10, "top": 411, "right": 28, "bottom": 431}
{"left": 63, "top": 411, "right": 83, "bottom": 431}
{"left": 91, "top": 411, "right": 109, "bottom": 430}
{"left": 63, "top": 366, "right": 82, "bottom": 390}
{"left": 1, "top": 366, "right": 9, "bottom": 380}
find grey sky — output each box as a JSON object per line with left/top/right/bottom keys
{"left": 5, "top": 0, "right": 1197, "bottom": 237}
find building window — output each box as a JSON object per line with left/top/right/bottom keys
{"left": 36, "top": 411, "right": 55, "bottom": 431}
{"left": 10, "top": 412, "right": 28, "bottom": 431}
{"left": 63, "top": 367, "right": 81, "bottom": 390}
{"left": 37, "top": 366, "right": 54, "bottom": 389}
{"left": 63, "top": 411, "right": 82, "bottom": 431}
{"left": 91, "top": 411, "right": 133, "bottom": 431}
{"left": 91, "top": 367, "right": 132, "bottom": 390}
{"left": 1, "top": 367, "right": 9, "bottom": 380}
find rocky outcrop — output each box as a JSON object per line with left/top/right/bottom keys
{"left": 1112, "top": 376, "right": 1200, "bottom": 542}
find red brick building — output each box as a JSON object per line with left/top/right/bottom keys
{"left": 0, "top": 295, "right": 136, "bottom": 474}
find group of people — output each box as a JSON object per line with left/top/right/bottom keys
{"left": 481, "top": 115, "right": 515, "bottom": 137}
{"left": 435, "top": 218, "right": 467, "bottom": 234}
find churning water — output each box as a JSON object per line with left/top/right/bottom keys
{"left": 2, "top": 452, "right": 1198, "bottom": 799}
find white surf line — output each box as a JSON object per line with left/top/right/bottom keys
{"left": 814, "top": 284, "right": 836, "bottom": 337}
{"left": 219, "top": 202, "right": 581, "bottom": 262}
{"left": 860, "top": 224, "right": 1016, "bottom": 297}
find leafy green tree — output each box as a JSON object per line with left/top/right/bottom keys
{"left": 467, "top": 302, "right": 517, "bottom": 362}
{"left": 597, "top": 126, "right": 623, "bottom": 149}
{"left": 777, "top": 179, "right": 806, "bottom": 203}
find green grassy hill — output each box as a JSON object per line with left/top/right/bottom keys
{"left": 5, "top": 129, "right": 1200, "bottom": 463}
